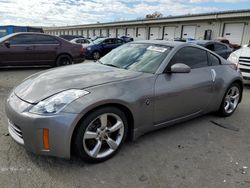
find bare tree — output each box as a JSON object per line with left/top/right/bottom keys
{"left": 145, "top": 11, "right": 163, "bottom": 19}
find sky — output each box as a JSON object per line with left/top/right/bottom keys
{"left": 0, "top": 0, "right": 250, "bottom": 27}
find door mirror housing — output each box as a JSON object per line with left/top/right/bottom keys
{"left": 4, "top": 41, "right": 10, "bottom": 48}
{"left": 170, "top": 63, "right": 191, "bottom": 73}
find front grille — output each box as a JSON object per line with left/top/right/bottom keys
{"left": 243, "top": 76, "right": 250, "bottom": 81}
{"left": 240, "top": 68, "right": 250, "bottom": 73}
{"left": 8, "top": 120, "right": 24, "bottom": 145}
{"left": 239, "top": 56, "right": 250, "bottom": 67}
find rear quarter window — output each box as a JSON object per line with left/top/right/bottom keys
{"left": 208, "top": 53, "right": 221, "bottom": 66}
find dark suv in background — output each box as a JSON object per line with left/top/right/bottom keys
{"left": 190, "top": 40, "right": 233, "bottom": 59}
{"left": 0, "top": 33, "right": 85, "bottom": 67}
{"left": 84, "top": 38, "right": 124, "bottom": 60}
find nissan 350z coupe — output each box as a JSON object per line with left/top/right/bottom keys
{"left": 5, "top": 41, "right": 243, "bottom": 163}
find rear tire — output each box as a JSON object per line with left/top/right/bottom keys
{"left": 74, "top": 107, "right": 128, "bottom": 163}
{"left": 56, "top": 55, "right": 72, "bottom": 66}
{"left": 217, "top": 83, "right": 241, "bottom": 117}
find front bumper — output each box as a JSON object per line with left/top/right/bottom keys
{"left": 241, "top": 72, "right": 250, "bottom": 84}
{"left": 5, "top": 93, "right": 79, "bottom": 159}
{"left": 83, "top": 50, "right": 93, "bottom": 59}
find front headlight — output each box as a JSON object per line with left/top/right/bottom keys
{"left": 29, "top": 89, "right": 89, "bottom": 115}
{"left": 87, "top": 47, "right": 91, "bottom": 51}
{"left": 227, "top": 53, "right": 239, "bottom": 65}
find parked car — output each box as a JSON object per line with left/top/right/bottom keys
{"left": 59, "top": 35, "right": 84, "bottom": 41}
{"left": 6, "top": 41, "right": 243, "bottom": 163}
{"left": 0, "top": 33, "right": 85, "bottom": 67}
{"left": 84, "top": 38, "right": 124, "bottom": 60}
{"left": 215, "top": 37, "right": 241, "bottom": 51}
{"left": 228, "top": 43, "right": 250, "bottom": 84}
{"left": 70, "top": 38, "right": 92, "bottom": 45}
{"left": 119, "top": 36, "right": 134, "bottom": 43}
{"left": 190, "top": 40, "right": 233, "bottom": 59}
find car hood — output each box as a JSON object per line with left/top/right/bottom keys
{"left": 14, "top": 62, "right": 142, "bottom": 103}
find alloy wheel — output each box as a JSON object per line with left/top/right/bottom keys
{"left": 93, "top": 52, "right": 100, "bottom": 60}
{"left": 59, "top": 57, "right": 71, "bottom": 66}
{"left": 224, "top": 86, "right": 240, "bottom": 114}
{"left": 83, "top": 113, "right": 124, "bottom": 159}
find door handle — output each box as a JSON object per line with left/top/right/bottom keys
{"left": 211, "top": 69, "right": 216, "bottom": 82}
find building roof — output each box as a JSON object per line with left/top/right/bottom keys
{"left": 44, "top": 9, "right": 250, "bottom": 30}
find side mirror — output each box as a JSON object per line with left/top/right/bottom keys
{"left": 170, "top": 63, "right": 191, "bottom": 73}
{"left": 4, "top": 41, "right": 10, "bottom": 48}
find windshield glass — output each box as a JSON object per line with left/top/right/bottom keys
{"left": 93, "top": 38, "right": 106, "bottom": 44}
{"left": 100, "top": 43, "right": 172, "bottom": 74}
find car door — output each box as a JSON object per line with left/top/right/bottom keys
{"left": 32, "top": 35, "right": 60, "bottom": 65}
{"left": 114, "top": 39, "right": 124, "bottom": 48}
{"left": 102, "top": 39, "right": 116, "bottom": 55}
{"left": 154, "top": 46, "right": 214, "bottom": 126}
{"left": 1, "top": 34, "right": 36, "bottom": 66}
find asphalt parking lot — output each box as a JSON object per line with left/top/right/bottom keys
{"left": 0, "top": 65, "right": 250, "bottom": 188}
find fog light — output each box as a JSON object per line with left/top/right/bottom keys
{"left": 43, "top": 128, "right": 50, "bottom": 150}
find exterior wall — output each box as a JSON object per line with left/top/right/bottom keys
{"left": 44, "top": 12, "right": 250, "bottom": 44}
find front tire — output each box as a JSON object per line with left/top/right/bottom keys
{"left": 92, "top": 51, "right": 100, "bottom": 60}
{"left": 218, "top": 83, "right": 241, "bottom": 117}
{"left": 74, "top": 107, "right": 128, "bottom": 163}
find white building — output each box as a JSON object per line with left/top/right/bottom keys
{"left": 44, "top": 9, "right": 250, "bottom": 45}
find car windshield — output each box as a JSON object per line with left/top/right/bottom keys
{"left": 93, "top": 38, "right": 106, "bottom": 44}
{"left": 100, "top": 43, "right": 172, "bottom": 74}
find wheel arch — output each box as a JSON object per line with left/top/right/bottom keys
{"left": 70, "top": 103, "right": 135, "bottom": 155}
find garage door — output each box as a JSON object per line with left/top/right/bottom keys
{"left": 223, "top": 23, "right": 245, "bottom": 45}
{"left": 163, "top": 26, "right": 176, "bottom": 40}
{"left": 137, "top": 27, "right": 147, "bottom": 40}
{"left": 101, "top": 29, "right": 108, "bottom": 37}
{"left": 88, "top": 30, "right": 94, "bottom": 38}
{"left": 82, "top": 30, "right": 88, "bottom": 38}
{"left": 117, "top": 28, "right": 125, "bottom": 37}
{"left": 126, "top": 28, "right": 135, "bottom": 38}
{"left": 94, "top": 29, "right": 101, "bottom": 37}
{"left": 109, "top": 29, "right": 116, "bottom": 37}
{"left": 182, "top": 25, "right": 196, "bottom": 39}
{"left": 149, "top": 27, "right": 161, "bottom": 40}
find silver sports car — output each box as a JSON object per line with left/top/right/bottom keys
{"left": 5, "top": 41, "right": 243, "bottom": 162}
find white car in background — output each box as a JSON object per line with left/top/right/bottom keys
{"left": 70, "top": 38, "right": 93, "bottom": 47}
{"left": 228, "top": 44, "right": 250, "bottom": 84}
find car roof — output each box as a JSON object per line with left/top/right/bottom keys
{"left": 189, "top": 40, "right": 212, "bottom": 45}
{"left": 130, "top": 40, "right": 188, "bottom": 47}
{"left": 11, "top": 32, "right": 50, "bottom": 36}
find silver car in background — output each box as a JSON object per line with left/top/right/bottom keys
{"left": 5, "top": 41, "right": 243, "bottom": 163}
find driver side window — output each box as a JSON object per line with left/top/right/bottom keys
{"left": 169, "top": 47, "right": 208, "bottom": 69}
{"left": 9, "top": 34, "right": 36, "bottom": 45}
{"left": 103, "top": 39, "right": 113, "bottom": 44}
